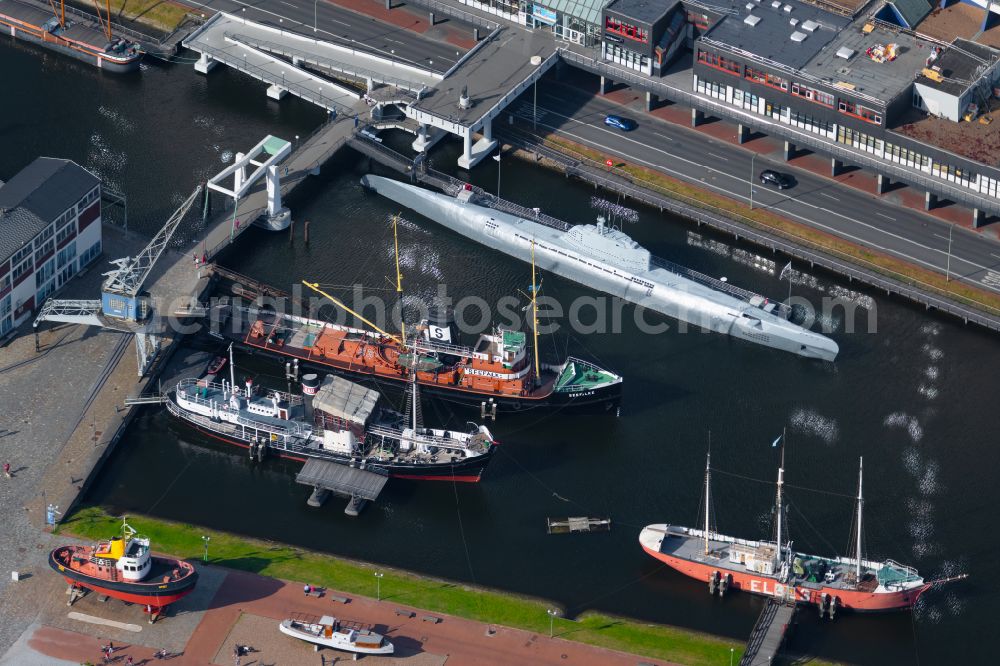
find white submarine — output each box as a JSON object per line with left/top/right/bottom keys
{"left": 361, "top": 175, "right": 838, "bottom": 361}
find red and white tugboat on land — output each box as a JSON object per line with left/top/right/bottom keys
{"left": 49, "top": 518, "right": 198, "bottom": 621}
{"left": 640, "top": 449, "right": 966, "bottom": 615}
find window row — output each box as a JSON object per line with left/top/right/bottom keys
{"left": 838, "top": 100, "right": 882, "bottom": 125}
{"left": 605, "top": 17, "right": 648, "bottom": 43}
{"left": 698, "top": 50, "right": 740, "bottom": 75}
{"left": 77, "top": 187, "right": 99, "bottom": 214}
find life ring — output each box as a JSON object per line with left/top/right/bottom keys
{"left": 509, "top": 400, "right": 522, "bottom": 411}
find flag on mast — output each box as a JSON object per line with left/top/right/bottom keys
{"left": 772, "top": 433, "right": 783, "bottom": 448}
{"left": 779, "top": 261, "right": 793, "bottom": 281}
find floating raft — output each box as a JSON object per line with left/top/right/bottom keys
{"left": 546, "top": 517, "right": 611, "bottom": 534}
{"left": 295, "top": 459, "right": 388, "bottom": 517}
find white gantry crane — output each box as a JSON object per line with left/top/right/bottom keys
{"left": 33, "top": 186, "right": 203, "bottom": 376}
{"left": 207, "top": 134, "right": 293, "bottom": 230}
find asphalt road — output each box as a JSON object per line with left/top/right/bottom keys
{"left": 510, "top": 83, "right": 1000, "bottom": 296}
{"left": 182, "top": 0, "right": 467, "bottom": 72}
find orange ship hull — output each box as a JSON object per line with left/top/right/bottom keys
{"left": 641, "top": 544, "right": 930, "bottom": 612}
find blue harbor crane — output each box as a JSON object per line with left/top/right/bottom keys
{"left": 33, "top": 186, "right": 203, "bottom": 375}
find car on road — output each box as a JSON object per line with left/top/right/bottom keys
{"left": 604, "top": 115, "right": 637, "bottom": 131}
{"left": 759, "top": 170, "right": 794, "bottom": 189}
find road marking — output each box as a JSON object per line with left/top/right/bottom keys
{"left": 992, "top": 253, "right": 1000, "bottom": 260}
{"left": 67, "top": 612, "right": 142, "bottom": 632}
{"left": 875, "top": 213, "right": 895, "bottom": 221}
{"left": 654, "top": 132, "right": 674, "bottom": 141}
{"left": 933, "top": 233, "right": 950, "bottom": 241}
{"left": 707, "top": 152, "right": 724, "bottom": 160}
{"left": 820, "top": 192, "right": 839, "bottom": 201}
{"left": 280, "top": 1, "right": 296, "bottom": 6}
{"left": 530, "top": 110, "right": 1000, "bottom": 294}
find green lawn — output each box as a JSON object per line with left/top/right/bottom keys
{"left": 60, "top": 506, "right": 744, "bottom": 666}
{"left": 69, "top": 0, "right": 191, "bottom": 34}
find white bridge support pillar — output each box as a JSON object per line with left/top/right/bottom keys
{"left": 265, "top": 165, "right": 292, "bottom": 230}
{"left": 267, "top": 84, "right": 288, "bottom": 100}
{"left": 483, "top": 118, "right": 493, "bottom": 142}
{"left": 462, "top": 130, "right": 472, "bottom": 164}
{"left": 194, "top": 52, "right": 217, "bottom": 74}
{"left": 234, "top": 152, "right": 246, "bottom": 195}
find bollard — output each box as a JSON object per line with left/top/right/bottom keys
{"left": 304, "top": 220, "right": 310, "bottom": 244}
{"left": 429, "top": 11, "right": 434, "bottom": 25}
{"left": 474, "top": 27, "right": 479, "bottom": 41}
{"left": 385, "top": 0, "right": 390, "bottom": 8}
{"left": 289, "top": 218, "right": 295, "bottom": 243}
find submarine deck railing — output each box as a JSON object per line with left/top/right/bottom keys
{"left": 352, "top": 133, "right": 793, "bottom": 318}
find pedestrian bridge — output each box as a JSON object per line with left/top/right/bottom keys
{"left": 182, "top": 11, "right": 556, "bottom": 169}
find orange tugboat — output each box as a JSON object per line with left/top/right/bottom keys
{"left": 49, "top": 519, "right": 197, "bottom": 620}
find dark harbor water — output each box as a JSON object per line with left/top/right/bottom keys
{"left": 5, "top": 38, "right": 999, "bottom": 665}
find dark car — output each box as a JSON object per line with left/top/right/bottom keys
{"left": 759, "top": 170, "right": 794, "bottom": 189}
{"left": 604, "top": 115, "right": 637, "bottom": 131}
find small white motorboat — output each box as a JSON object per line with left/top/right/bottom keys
{"left": 279, "top": 614, "right": 394, "bottom": 655}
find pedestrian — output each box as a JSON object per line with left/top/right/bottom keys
{"left": 235, "top": 218, "right": 241, "bottom": 231}
{"left": 354, "top": 114, "right": 359, "bottom": 128}
{"left": 3, "top": 463, "right": 10, "bottom": 478}
{"left": 303, "top": 584, "right": 311, "bottom": 596}
{"left": 126, "top": 656, "right": 134, "bottom": 666}
{"left": 202, "top": 252, "right": 207, "bottom": 264}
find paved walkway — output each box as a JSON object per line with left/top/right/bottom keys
{"left": 4, "top": 565, "right": 674, "bottom": 665}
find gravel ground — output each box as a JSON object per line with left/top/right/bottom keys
{"left": 0, "top": 222, "right": 210, "bottom": 661}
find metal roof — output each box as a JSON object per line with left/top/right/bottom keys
{"left": 0, "top": 206, "right": 48, "bottom": 265}
{"left": 0, "top": 158, "right": 99, "bottom": 264}
{"left": 0, "top": 158, "right": 99, "bottom": 224}
{"left": 311, "top": 375, "right": 380, "bottom": 425}
{"left": 604, "top": 0, "right": 680, "bottom": 25}
{"left": 887, "top": 0, "right": 930, "bottom": 28}
{"left": 536, "top": 0, "right": 611, "bottom": 26}
{"left": 700, "top": 0, "right": 848, "bottom": 70}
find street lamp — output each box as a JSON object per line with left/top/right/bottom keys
{"left": 730, "top": 647, "right": 735, "bottom": 666}
{"left": 530, "top": 55, "right": 542, "bottom": 130}
{"left": 374, "top": 572, "right": 384, "bottom": 601}
{"left": 202, "top": 535, "right": 210, "bottom": 562}
{"left": 749, "top": 151, "right": 757, "bottom": 210}
{"left": 546, "top": 608, "right": 559, "bottom": 638}
{"left": 314, "top": 0, "right": 318, "bottom": 32}
{"left": 493, "top": 148, "right": 501, "bottom": 198}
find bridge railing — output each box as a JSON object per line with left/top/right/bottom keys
{"left": 188, "top": 42, "right": 357, "bottom": 116}
{"left": 224, "top": 32, "right": 431, "bottom": 94}
{"left": 405, "top": 0, "right": 500, "bottom": 30}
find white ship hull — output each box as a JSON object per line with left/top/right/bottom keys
{"left": 279, "top": 617, "right": 394, "bottom": 654}
{"left": 362, "top": 176, "right": 838, "bottom": 361}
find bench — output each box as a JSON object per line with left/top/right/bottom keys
{"left": 395, "top": 609, "right": 414, "bottom": 618}
{"left": 330, "top": 595, "right": 349, "bottom": 604}
{"left": 306, "top": 588, "right": 325, "bottom": 598}
{"left": 421, "top": 615, "right": 441, "bottom": 624}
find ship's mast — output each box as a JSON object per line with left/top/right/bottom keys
{"left": 392, "top": 213, "right": 420, "bottom": 430}
{"left": 704, "top": 445, "right": 712, "bottom": 556}
{"left": 530, "top": 240, "right": 540, "bottom": 384}
{"left": 228, "top": 343, "right": 236, "bottom": 396}
{"left": 392, "top": 213, "right": 406, "bottom": 345}
{"left": 774, "top": 429, "right": 786, "bottom": 567}
{"left": 855, "top": 456, "right": 864, "bottom": 581}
